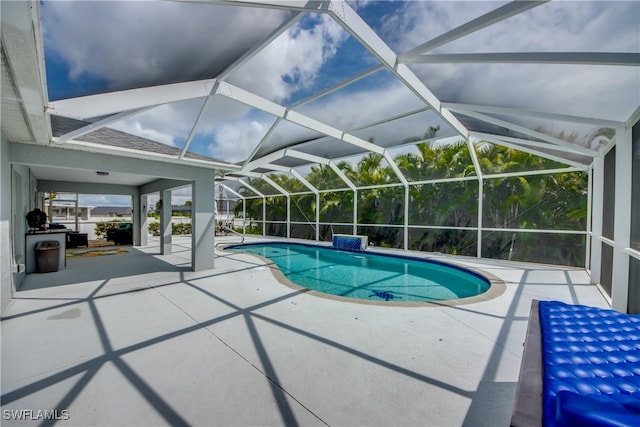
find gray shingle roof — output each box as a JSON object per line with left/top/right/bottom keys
{"left": 51, "top": 115, "right": 221, "bottom": 163}
{"left": 91, "top": 206, "right": 132, "bottom": 215}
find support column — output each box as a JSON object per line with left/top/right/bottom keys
{"left": 466, "top": 139, "right": 484, "bottom": 258}
{"left": 404, "top": 184, "right": 409, "bottom": 250}
{"left": 192, "top": 174, "right": 215, "bottom": 271}
{"left": 160, "top": 190, "right": 172, "bottom": 255}
{"left": 612, "top": 126, "right": 632, "bottom": 312}
{"left": 585, "top": 170, "right": 593, "bottom": 268}
{"left": 243, "top": 200, "right": 246, "bottom": 235}
{"left": 315, "top": 193, "right": 320, "bottom": 241}
{"left": 140, "top": 194, "right": 149, "bottom": 246}
{"left": 131, "top": 190, "right": 141, "bottom": 246}
{"left": 353, "top": 189, "right": 358, "bottom": 235}
{"left": 286, "top": 196, "right": 291, "bottom": 238}
{"left": 477, "top": 178, "right": 483, "bottom": 258}
{"left": 590, "top": 160, "right": 604, "bottom": 285}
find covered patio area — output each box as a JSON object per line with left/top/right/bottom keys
{"left": 1, "top": 237, "right": 609, "bottom": 426}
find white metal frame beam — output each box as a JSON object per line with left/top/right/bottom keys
{"left": 328, "top": 161, "right": 356, "bottom": 191}
{"left": 472, "top": 133, "right": 589, "bottom": 156}
{"left": 179, "top": 81, "right": 220, "bottom": 159}
{"left": 290, "top": 64, "right": 384, "bottom": 109}
{"left": 459, "top": 110, "right": 598, "bottom": 157}
{"left": 180, "top": 12, "right": 303, "bottom": 159}
{"left": 243, "top": 149, "right": 289, "bottom": 171}
{"left": 170, "top": 0, "right": 325, "bottom": 13}
{"left": 219, "top": 183, "right": 245, "bottom": 201}
{"left": 472, "top": 132, "right": 591, "bottom": 169}
{"left": 216, "top": 81, "right": 388, "bottom": 159}
{"left": 276, "top": 149, "right": 356, "bottom": 191}
{"left": 49, "top": 79, "right": 217, "bottom": 120}
{"left": 226, "top": 176, "right": 265, "bottom": 198}
{"left": 324, "top": 1, "right": 469, "bottom": 138}
{"left": 242, "top": 143, "right": 406, "bottom": 195}
{"left": 241, "top": 155, "right": 320, "bottom": 194}
{"left": 54, "top": 107, "right": 155, "bottom": 144}
{"left": 626, "top": 106, "right": 640, "bottom": 129}
{"left": 285, "top": 149, "right": 330, "bottom": 165}
{"left": 399, "top": 1, "right": 548, "bottom": 60}
{"left": 242, "top": 118, "right": 283, "bottom": 168}
{"left": 56, "top": 138, "right": 240, "bottom": 171}
{"left": 401, "top": 52, "right": 640, "bottom": 67}
{"left": 216, "top": 81, "right": 286, "bottom": 117}
{"left": 346, "top": 107, "right": 431, "bottom": 133}
{"left": 290, "top": 169, "right": 318, "bottom": 194}
{"left": 260, "top": 175, "right": 289, "bottom": 196}
{"left": 444, "top": 102, "right": 624, "bottom": 129}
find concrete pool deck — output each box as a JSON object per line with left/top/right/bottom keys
{"left": 1, "top": 236, "right": 610, "bottom": 426}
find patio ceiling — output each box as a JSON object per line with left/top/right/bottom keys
{"left": 12, "top": 1, "right": 640, "bottom": 186}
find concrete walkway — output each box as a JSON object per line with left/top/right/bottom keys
{"left": 1, "top": 236, "right": 610, "bottom": 426}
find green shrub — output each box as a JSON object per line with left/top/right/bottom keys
{"left": 146, "top": 222, "right": 192, "bottom": 236}
{"left": 172, "top": 223, "right": 191, "bottom": 235}
{"left": 148, "top": 222, "right": 159, "bottom": 236}
{"left": 95, "top": 221, "right": 127, "bottom": 239}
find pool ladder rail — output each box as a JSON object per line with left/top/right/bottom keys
{"left": 215, "top": 225, "right": 245, "bottom": 247}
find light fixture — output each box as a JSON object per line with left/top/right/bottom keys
{"left": 96, "top": 171, "right": 109, "bottom": 176}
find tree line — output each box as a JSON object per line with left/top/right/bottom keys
{"left": 234, "top": 141, "right": 588, "bottom": 266}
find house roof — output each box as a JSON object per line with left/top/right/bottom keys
{"left": 51, "top": 116, "right": 221, "bottom": 163}
{"left": 90, "top": 206, "right": 132, "bottom": 215}
{"left": 172, "top": 206, "right": 191, "bottom": 212}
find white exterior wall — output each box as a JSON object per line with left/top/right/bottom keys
{"left": 1, "top": 133, "right": 14, "bottom": 315}
{"left": 0, "top": 139, "right": 39, "bottom": 314}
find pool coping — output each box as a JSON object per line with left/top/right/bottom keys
{"left": 221, "top": 242, "right": 506, "bottom": 308}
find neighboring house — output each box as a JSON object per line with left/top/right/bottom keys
{"left": 172, "top": 206, "right": 191, "bottom": 215}
{"left": 48, "top": 204, "right": 91, "bottom": 221}
{"left": 91, "top": 206, "right": 132, "bottom": 218}
{"left": 44, "top": 205, "right": 133, "bottom": 240}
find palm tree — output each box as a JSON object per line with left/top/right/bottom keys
{"left": 230, "top": 137, "right": 588, "bottom": 264}
{"left": 306, "top": 163, "right": 354, "bottom": 240}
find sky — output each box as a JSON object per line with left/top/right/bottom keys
{"left": 76, "top": 190, "right": 191, "bottom": 209}
{"left": 41, "top": 0, "right": 639, "bottom": 206}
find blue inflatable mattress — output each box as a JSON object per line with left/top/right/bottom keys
{"left": 539, "top": 300, "right": 640, "bottom": 427}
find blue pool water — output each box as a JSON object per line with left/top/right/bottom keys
{"left": 226, "top": 242, "right": 490, "bottom": 303}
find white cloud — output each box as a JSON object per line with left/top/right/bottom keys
{"left": 78, "top": 194, "right": 131, "bottom": 207}
{"left": 112, "top": 119, "right": 176, "bottom": 148}
{"left": 296, "top": 78, "right": 425, "bottom": 131}
{"left": 210, "top": 119, "right": 272, "bottom": 163}
{"left": 110, "top": 99, "right": 207, "bottom": 147}
{"left": 42, "top": 1, "right": 289, "bottom": 91}
{"left": 380, "top": 1, "right": 503, "bottom": 54}
{"left": 228, "top": 14, "right": 349, "bottom": 103}
{"left": 102, "top": 12, "right": 352, "bottom": 160}
{"left": 381, "top": 1, "right": 640, "bottom": 122}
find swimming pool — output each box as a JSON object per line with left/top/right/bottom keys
{"left": 225, "top": 242, "right": 495, "bottom": 304}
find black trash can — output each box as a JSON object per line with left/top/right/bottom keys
{"left": 35, "top": 241, "right": 60, "bottom": 273}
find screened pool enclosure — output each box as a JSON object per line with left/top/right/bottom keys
{"left": 220, "top": 142, "right": 591, "bottom": 267}
{"left": 3, "top": 0, "right": 639, "bottom": 313}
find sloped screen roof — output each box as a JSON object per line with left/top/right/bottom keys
{"left": 42, "top": 0, "right": 639, "bottom": 180}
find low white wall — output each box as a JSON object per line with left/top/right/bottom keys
{"left": 52, "top": 216, "right": 195, "bottom": 240}
{"left": 1, "top": 134, "right": 14, "bottom": 314}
